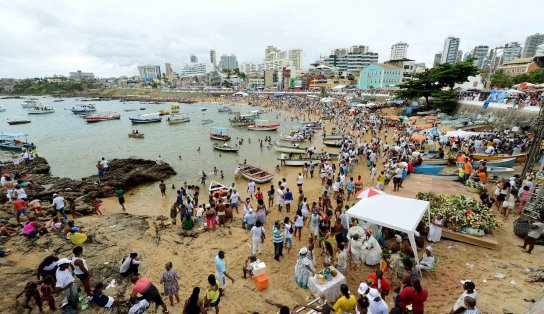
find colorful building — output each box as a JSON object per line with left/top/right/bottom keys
{"left": 358, "top": 63, "right": 402, "bottom": 89}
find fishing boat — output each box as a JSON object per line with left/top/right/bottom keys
{"left": 456, "top": 158, "right": 516, "bottom": 168}
{"left": 323, "top": 135, "right": 344, "bottom": 141}
{"left": 302, "top": 121, "right": 323, "bottom": 130}
{"left": 130, "top": 117, "right": 162, "bottom": 124}
{"left": 0, "top": 133, "right": 36, "bottom": 151}
{"left": 421, "top": 158, "right": 449, "bottom": 165}
{"left": 27, "top": 106, "right": 55, "bottom": 114}
{"left": 323, "top": 140, "right": 342, "bottom": 147}
{"left": 123, "top": 109, "right": 138, "bottom": 112}
{"left": 238, "top": 163, "right": 274, "bottom": 184}
{"left": 209, "top": 126, "right": 231, "bottom": 141}
{"left": 167, "top": 114, "right": 190, "bottom": 124}
{"left": 70, "top": 104, "right": 96, "bottom": 115}
{"left": 273, "top": 143, "right": 308, "bottom": 154}
{"left": 279, "top": 134, "right": 308, "bottom": 142}
{"left": 229, "top": 114, "right": 253, "bottom": 126}
{"left": 128, "top": 131, "right": 144, "bottom": 138}
{"left": 277, "top": 157, "right": 321, "bottom": 166}
{"left": 471, "top": 153, "right": 527, "bottom": 163}
{"left": 21, "top": 100, "right": 37, "bottom": 108}
{"left": 213, "top": 143, "right": 239, "bottom": 152}
{"left": 248, "top": 119, "right": 280, "bottom": 131}
{"left": 209, "top": 181, "right": 229, "bottom": 195}
{"left": 218, "top": 106, "right": 232, "bottom": 113}
{"left": 83, "top": 112, "right": 121, "bottom": 123}
{"left": 201, "top": 118, "right": 214, "bottom": 125}
{"left": 414, "top": 164, "right": 445, "bottom": 175}
{"left": 170, "top": 104, "right": 180, "bottom": 114}
{"left": 7, "top": 118, "right": 31, "bottom": 125}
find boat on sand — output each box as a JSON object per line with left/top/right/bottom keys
{"left": 238, "top": 164, "right": 273, "bottom": 183}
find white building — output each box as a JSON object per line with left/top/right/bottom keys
{"left": 390, "top": 42, "right": 408, "bottom": 60}
{"left": 180, "top": 63, "right": 213, "bottom": 76}
{"left": 219, "top": 54, "right": 238, "bottom": 70}
{"left": 471, "top": 45, "right": 489, "bottom": 69}
{"left": 441, "top": 36, "right": 460, "bottom": 64}
{"left": 137, "top": 65, "right": 161, "bottom": 81}
{"left": 535, "top": 44, "right": 544, "bottom": 57}
{"left": 210, "top": 50, "right": 217, "bottom": 67}
{"left": 69, "top": 70, "right": 95, "bottom": 80}
{"left": 522, "top": 33, "right": 544, "bottom": 58}
{"left": 263, "top": 45, "right": 303, "bottom": 70}
{"left": 501, "top": 42, "right": 522, "bottom": 64}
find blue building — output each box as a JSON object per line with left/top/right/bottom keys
{"left": 358, "top": 63, "right": 402, "bottom": 89}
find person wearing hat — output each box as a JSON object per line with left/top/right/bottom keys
{"left": 294, "top": 247, "right": 315, "bottom": 288}
{"left": 68, "top": 226, "right": 94, "bottom": 245}
{"left": 450, "top": 280, "right": 477, "bottom": 314}
{"left": 244, "top": 207, "right": 257, "bottom": 231}
{"left": 214, "top": 250, "right": 235, "bottom": 296}
{"left": 415, "top": 246, "right": 435, "bottom": 271}
{"left": 52, "top": 193, "right": 67, "bottom": 220}
{"left": 54, "top": 258, "right": 80, "bottom": 311}
{"left": 368, "top": 287, "right": 388, "bottom": 314}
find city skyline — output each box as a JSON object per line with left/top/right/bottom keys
{"left": 0, "top": 0, "right": 541, "bottom": 78}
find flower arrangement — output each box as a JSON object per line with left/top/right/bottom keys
{"left": 465, "top": 179, "right": 486, "bottom": 191}
{"left": 417, "top": 192, "right": 500, "bottom": 234}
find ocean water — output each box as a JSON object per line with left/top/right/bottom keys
{"left": 0, "top": 96, "right": 299, "bottom": 183}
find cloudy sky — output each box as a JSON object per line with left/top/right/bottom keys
{"left": 0, "top": 0, "right": 540, "bottom": 78}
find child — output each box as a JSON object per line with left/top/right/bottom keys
{"left": 40, "top": 277, "right": 56, "bottom": 312}
{"left": 91, "top": 198, "right": 103, "bottom": 215}
{"left": 463, "top": 296, "right": 480, "bottom": 314}
{"left": 16, "top": 281, "right": 43, "bottom": 313}
{"left": 242, "top": 255, "right": 259, "bottom": 279}
{"left": 519, "top": 186, "right": 532, "bottom": 212}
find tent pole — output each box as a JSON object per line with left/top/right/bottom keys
{"left": 408, "top": 232, "right": 422, "bottom": 277}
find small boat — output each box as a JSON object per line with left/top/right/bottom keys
{"left": 277, "top": 158, "right": 321, "bottom": 166}
{"left": 248, "top": 119, "right": 280, "bottom": 131}
{"left": 27, "top": 106, "right": 55, "bottom": 114}
{"left": 209, "top": 181, "right": 229, "bottom": 195}
{"left": 157, "top": 110, "right": 169, "bottom": 116}
{"left": 421, "top": 158, "right": 449, "bottom": 165}
{"left": 274, "top": 143, "right": 308, "bottom": 154}
{"left": 471, "top": 153, "right": 527, "bottom": 163}
{"left": 210, "top": 126, "right": 231, "bottom": 141}
{"left": 123, "top": 109, "right": 138, "bottom": 112}
{"left": 167, "top": 114, "right": 190, "bottom": 124}
{"left": 457, "top": 158, "right": 516, "bottom": 168}
{"left": 238, "top": 163, "right": 274, "bottom": 184}
{"left": 201, "top": 118, "right": 214, "bottom": 125}
{"left": 53, "top": 99, "right": 64, "bottom": 102}
{"left": 323, "top": 140, "right": 342, "bottom": 147}
{"left": 229, "top": 114, "right": 253, "bottom": 126}
{"left": 218, "top": 106, "right": 232, "bottom": 113}
{"left": 213, "top": 144, "right": 239, "bottom": 152}
{"left": 279, "top": 135, "right": 308, "bottom": 142}
{"left": 0, "top": 133, "right": 35, "bottom": 151}
{"left": 139, "top": 108, "right": 146, "bottom": 110}
{"left": 70, "top": 104, "right": 96, "bottom": 114}
{"left": 201, "top": 108, "right": 207, "bottom": 111}
{"left": 130, "top": 117, "right": 162, "bottom": 124}
{"left": 83, "top": 112, "right": 121, "bottom": 123}
{"left": 323, "top": 135, "right": 344, "bottom": 141}
{"left": 487, "top": 166, "right": 515, "bottom": 177}
{"left": 128, "top": 132, "right": 144, "bottom": 138}
{"left": 301, "top": 121, "right": 323, "bottom": 130}
{"left": 7, "top": 118, "right": 31, "bottom": 125}
{"left": 414, "top": 165, "right": 445, "bottom": 175}
{"left": 21, "top": 100, "right": 37, "bottom": 108}
{"left": 170, "top": 104, "right": 180, "bottom": 114}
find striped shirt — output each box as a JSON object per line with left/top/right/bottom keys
{"left": 273, "top": 226, "right": 284, "bottom": 243}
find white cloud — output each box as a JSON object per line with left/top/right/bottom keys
{"left": 0, "top": 0, "right": 540, "bottom": 78}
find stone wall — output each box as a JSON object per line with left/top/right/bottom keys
{"left": 454, "top": 100, "right": 540, "bottom": 129}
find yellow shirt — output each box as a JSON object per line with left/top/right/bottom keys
{"left": 333, "top": 295, "right": 357, "bottom": 314}
{"left": 377, "top": 174, "right": 386, "bottom": 184}
{"left": 206, "top": 286, "right": 219, "bottom": 303}
{"left": 69, "top": 232, "right": 87, "bottom": 245}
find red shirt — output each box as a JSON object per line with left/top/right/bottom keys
{"left": 12, "top": 199, "right": 26, "bottom": 211}
{"left": 367, "top": 273, "right": 391, "bottom": 299}
{"left": 399, "top": 286, "right": 428, "bottom": 313}
{"left": 256, "top": 191, "right": 263, "bottom": 201}
{"left": 132, "top": 277, "right": 152, "bottom": 295}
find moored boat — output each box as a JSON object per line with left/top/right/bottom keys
{"left": 0, "top": 133, "right": 35, "bottom": 151}
{"left": 323, "top": 135, "right": 344, "bottom": 141}
{"left": 487, "top": 166, "right": 515, "bottom": 177}
{"left": 209, "top": 126, "right": 231, "bottom": 141}
{"left": 70, "top": 104, "right": 96, "bottom": 114}
{"left": 27, "top": 106, "right": 55, "bottom": 114}
{"left": 456, "top": 158, "right": 516, "bottom": 168}
{"left": 167, "top": 114, "right": 190, "bottom": 124}
{"left": 279, "top": 134, "right": 308, "bottom": 142}
{"left": 128, "top": 132, "right": 144, "bottom": 138}
{"left": 414, "top": 164, "right": 445, "bottom": 175}
{"left": 471, "top": 153, "right": 527, "bottom": 163}
{"left": 21, "top": 100, "right": 37, "bottom": 108}
{"left": 323, "top": 140, "right": 342, "bottom": 147}
{"left": 277, "top": 158, "right": 321, "bottom": 166}
{"left": 201, "top": 118, "right": 214, "bottom": 125}
{"left": 170, "top": 104, "right": 180, "bottom": 114}
{"left": 83, "top": 112, "right": 121, "bottom": 123}
{"left": 7, "top": 118, "right": 31, "bottom": 125}
{"left": 421, "top": 158, "right": 449, "bottom": 165}
{"left": 248, "top": 119, "right": 280, "bottom": 131}
{"left": 213, "top": 143, "right": 239, "bottom": 152}
{"left": 218, "top": 106, "right": 232, "bottom": 113}
{"left": 238, "top": 163, "right": 273, "bottom": 184}
{"left": 273, "top": 143, "right": 308, "bottom": 154}
{"left": 130, "top": 117, "right": 162, "bottom": 124}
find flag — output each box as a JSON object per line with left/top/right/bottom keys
{"left": 482, "top": 96, "right": 491, "bottom": 109}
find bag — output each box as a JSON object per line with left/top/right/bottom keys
{"left": 260, "top": 227, "right": 265, "bottom": 243}
{"left": 290, "top": 226, "right": 294, "bottom": 234}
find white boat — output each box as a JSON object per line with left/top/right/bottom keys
{"left": 421, "top": 158, "right": 449, "bottom": 165}
{"left": 248, "top": 119, "right": 280, "bottom": 131}
{"left": 70, "top": 104, "right": 96, "bottom": 114}
{"left": 218, "top": 106, "right": 232, "bottom": 113}
{"left": 21, "top": 100, "right": 37, "bottom": 108}
{"left": 167, "top": 114, "right": 190, "bottom": 124}
{"left": 277, "top": 158, "right": 321, "bottom": 166}
{"left": 279, "top": 134, "right": 308, "bottom": 142}
{"left": 487, "top": 166, "right": 515, "bottom": 178}
{"left": 273, "top": 143, "right": 308, "bottom": 154}
{"left": 27, "top": 106, "right": 55, "bottom": 114}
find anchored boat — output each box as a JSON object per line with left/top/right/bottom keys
{"left": 0, "top": 133, "right": 35, "bottom": 151}
{"left": 213, "top": 143, "right": 239, "bottom": 152}
{"left": 209, "top": 126, "right": 231, "bottom": 141}
{"left": 27, "top": 106, "right": 55, "bottom": 114}
{"left": 248, "top": 119, "right": 280, "bottom": 131}
{"left": 274, "top": 143, "right": 308, "bottom": 154}
{"left": 167, "top": 114, "right": 190, "bottom": 124}
{"left": 83, "top": 112, "right": 121, "bottom": 123}
{"left": 238, "top": 163, "right": 274, "bottom": 184}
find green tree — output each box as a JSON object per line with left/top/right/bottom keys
{"left": 432, "top": 89, "right": 459, "bottom": 114}
{"left": 433, "top": 61, "right": 480, "bottom": 90}
{"left": 347, "top": 74, "right": 355, "bottom": 81}
{"left": 511, "top": 73, "right": 529, "bottom": 85}
{"left": 396, "top": 69, "right": 441, "bottom": 107}
{"left": 490, "top": 70, "right": 512, "bottom": 88}
{"left": 527, "top": 69, "right": 544, "bottom": 84}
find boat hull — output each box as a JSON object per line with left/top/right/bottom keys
{"left": 130, "top": 118, "right": 162, "bottom": 124}
{"left": 414, "top": 165, "right": 445, "bottom": 175}
{"left": 421, "top": 158, "right": 449, "bottom": 165}
{"left": 323, "top": 141, "right": 341, "bottom": 147}
{"left": 128, "top": 133, "right": 144, "bottom": 138}
{"left": 274, "top": 144, "right": 307, "bottom": 154}
{"left": 7, "top": 121, "right": 31, "bottom": 125}
{"left": 278, "top": 158, "right": 320, "bottom": 166}
{"left": 213, "top": 145, "right": 239, "bottom": 152}
{"left": 248, "top": 124, "right": 280, "bottom": 131}
{"left": 238, "top": 164, "right": 273, "bottom": 184}
{"left": 457, "top": 158, "right": 516, "bottom": 168}
{"left": 471, "top": 153, "right": 527, "bottom": 163}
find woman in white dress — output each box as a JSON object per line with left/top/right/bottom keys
{"left": 294, "top": 247, "right": 315, "bottom": 289}
{"left": 349, "top": 234, "right": 365, "bottom": 268}
{"left": 363, "top": 230, "right": 382, "bottom": 266}
{"left": 427, "top": 213, "right": 444, "bottom": 243}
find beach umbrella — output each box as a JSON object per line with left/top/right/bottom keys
{"left": 356, "top": 187, "right": 387, "bottom": 199}
{"left": 388, "top": 115, "right": 399, "bottom": 121}
{"left": 411, "top": 134, "right": 427, "bottom": 142}
{"left": 410, "top": 116, "right": 419, "bottom": 121}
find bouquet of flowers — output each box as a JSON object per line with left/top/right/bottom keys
{"left": 465, "top": 179, "right": 486, "bottom": 191}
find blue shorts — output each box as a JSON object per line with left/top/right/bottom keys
{"left": 16, "top": 208, "right": 28, "bottom": 217}
{"left": 232, "top": 202, "right": 238, "bottom": 208}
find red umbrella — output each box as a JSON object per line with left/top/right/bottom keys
{"left": 355, "top": 187, "right": 387, "bottom": 199}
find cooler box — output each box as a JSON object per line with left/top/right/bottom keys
{"left": 253, "top": 274, "right": 268, "bottom": 291}
{"left": 252, "top": 262, "right": 267, "bottom": 277}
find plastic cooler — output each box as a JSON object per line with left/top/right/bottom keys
{"left": 252, "top": 262, "right": 267, "bottom": 277}
{"left": 253, "top": 274, "right": 268, "bottom": 291}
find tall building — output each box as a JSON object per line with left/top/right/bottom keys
{"left": 264, "top": 69, "right": 274, "bottom": 88}
{"left": 219, "top": 54, "right": 238, "bottom": 70}
{"left": 433, "top": 53, "right": 442, "bottom": 67}
{"left": 288, "top": 49, "right": 302, "bottom": 70}
{"left": 165, "top": 63, "right": 173, "bottom": 78}
{"left": 322, "top": 45, "right": 378, "bottom": 74}
{"left": 535, "top": 44, "right": 544, "bottom": 57}
{"left": 69, "top": 70, "right": 94, "bottom": 80}
{"left": 463, "top": 52, "right": 472, "bottom": 62}
{"left": 264, "top": 45, "right": 303, "bottom": 70}
{"left": 470, "top": 45, "right": 489, "bottom": 69}
{"left": 440, "top": 36, "right": 460, "bottom": 64}
{"left": 210, "top": 50, "right": 217, "bottom": 67}
{"left": 180, "top": 63, "right": 213, "bottom": 76}
{"left": 390, "top": 42, "right": 409, "bottom": 60}
{"left": 137, "top": 65, "right": 161, "bottom": 82}
{"left": 522, "top": 33, "right": 544, "bottom": 58}
{"left": 190, "top": 55, "right": 198, "bottom": 63}
{"left": 456, "top": 50, "right": 463, "bottom": 63}
{"left": 501, "top": 42, "right": 522, "bottom": 64}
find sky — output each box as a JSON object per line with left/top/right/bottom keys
{"left": 0, "top": 0, "right": 541, "bottom": 78}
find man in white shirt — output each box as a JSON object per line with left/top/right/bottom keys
{"left": 484, "top": 146, "right": 495, "bottom": 155}
{"left": 279, "top": 153, "right": 287, "bottom": 166}
{"left": 452, "top": 280, "right": 477, "bottom": 314}
{"left": 52, "top": 193, "right": 66, "bottom": 219}
{"left": 230, "top": 190, "right": 240, "bottom": 213}
{"left": 367, "top": 288, "right": 388, "bottom": 314}
{"left": 100, "top": 157, "right": 109, "bottom": 171}
{"left": 55, "top": 258, "right": 79, "bottom": 309}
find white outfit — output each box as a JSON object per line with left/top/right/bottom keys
{"left": 250, "top": 226, "right": 264, "bottom": 254}
{"left": 427, "top": 218, "right": 443, "bottom": 242}
{"left": 363, "top": 235, "right": 382, "bottom": 266}
{"left": 349, "top": 237, "right": 365, "bottom": 263}
{"left": 503, "top": 193, "right": 516, "bottom": 209}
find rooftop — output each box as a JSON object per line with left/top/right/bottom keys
{"left": 502, "top": 57, "right": 535, "bottom": 65}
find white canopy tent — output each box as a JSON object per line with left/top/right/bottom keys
{"left": 346, "top": 194, "right": 430, "bottom": 274}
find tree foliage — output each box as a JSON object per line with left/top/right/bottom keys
{"left": 11, "top": 78, "right": 99, "bottom": 95}
{"left": 489, "top": 70, "right": 512, "bottom": 88}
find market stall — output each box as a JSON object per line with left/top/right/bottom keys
{"left": 346, "top": 195, "right": 430, "bottom": 273}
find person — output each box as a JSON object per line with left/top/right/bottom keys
{"left": 242, "top": 255, "right": 259, "bottom": 279}
{"left": 55, "top": 258, "right": 80, "bottom": 312}
{"left": 68, "top": 227, "right": 94, "bottom": 245}
{"left": 284, "top": 216, "right": 293, "bottom": 253}
{"left": 294, "top": 209, "right": 304, "bottom": 241}
{"left": 100, "top": 157, "right": 109, "bottom": 171}
{"left": 131, "top": 275, "right": 169, "bottom": 313}
{"left": 159, "top": 180, "right": 167, "bottom": 197}
{"left": 273, "top": 220, "right": 284, "bottom": 261}
{"left": 363, "top": 229, "right": 382, "bottom": 266}
{"left": 205, "top": 204, "right": 216, "bottom": 231}
{"left": 128, "top": 295, "right": 149, "bottom": 314}
{"left": 90, "top": 197, "right": 103, "bottom": 215}
{"left": 285, "top": 188, "right": 293, "bottom": 212}
{"left": 52, "top": 193, "right": 67, "bottom": 219}
{"left": 12, "top": 198, "right": 28, "bottom": 223}
{"left": 22, "top": 215, "right": 47, "bottom": 238}
{"left": 427, "top": 213, "right": 444, "bottom": 242}
{"left": 115, "top": 187, "right": 126, "bottom": 211}
{"left": 72, "top": 246, "right": 91, "bottom": 295}
{"left": 37, "top": 255, "right": 59, "bottom": 281}
{"left": 367, "top": 288, "right": 388, "bottom": 314}
{"left": 183, "top": 214, "right": 194, "bottom": 230}
{"left": 501, "top": 189, "right": 518, "bottom": 221}
{"left": 214, "top": 250, "right": 235, "bottom": 296}
{"left": 40, "top": 277, "right": 56, "bottom": 311}
{"left": 294, "top": 247, "right": 315, "bottom": 288}
{"left": 89, "top": 282, "right": 126, "bottom": 309}
{"left": 332, "top": 284, "right": 357, "bottom": 314}
{"left": 463, "top": 158, "right": 473, "bottom": 183}
{"left": 268, "top": 185, "right": 275, "bottom": 209}
{"left": 334, "top": 242, "right": 348, "bottom": 274}
{"left": 247, "top": 179, "right": 256, "bottom": 199}
{"left": 367, "top": 270, "right": 390, "bottom": 300}
{"left": 519, "top": 215, "right": 544, "bottom": 254}
{"left": 183, "top": 287, "right": 206, "bottom": 314}
{"left": 250, "top": 221, "right": 265, "bottom": 255}
{"left": 160, "top": 262, "right": 180, "bottom": 307}
{"left": 401, "top": 277, "right": 428, "bottom": 314}
{"left": 450, "top": 280, "right": 477, "bottom": 314}
{"left": 205, "top": 274, "right": 221, "bottom": 314}
{"left": 16, "top": 281, "right": 43, "bottom": 313}
{"left": 416, "top": 246, "right": 436, "bottom": 271}
{"left": 120, "top": 252, "right": 141, "bottom": 277}
{"left": 245, "top": 208, "right": 257, "bottom": 230}
{"left": 463, "top": 296, "right": 480, "bottom": 314}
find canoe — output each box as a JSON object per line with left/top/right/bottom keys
{"left": 130, "top": 117, "right": 162, "bottom": 124}
{"left": 209, "top": 181, "right": 229, "bottom": 195}
{"left": 213, "top": 145, "right": 239, "bottom": 152}
{"left": 277, "top": 158, "right": 320, "bottom": 166}
{"left": 274, "top": 143, "right": 307, "bottom": 154}
{"left": 238, "top": 164, "right": 273, "bottom": 184}
{"left": 248, "top": 123, "right": 280, "bottom": 131}
{"left": 471, "top": 153, "right": 527, "bottom": 163}
{"left": 128, "top": 133, "right": 144, "bottom": 138}
{"left": 457, "top": 158, "right": 516, "bottom": 168}
{"left": 414, "top": 165, "right": 445, "bottom": 175}
{"left": 323, "top": 140, "right": 342, "bottom": 147}
{"left": 279, "top": 135, "right": 308, "bottom": 142}
{"left": 421, "top": 158, "right": 448, "bottom": 165}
